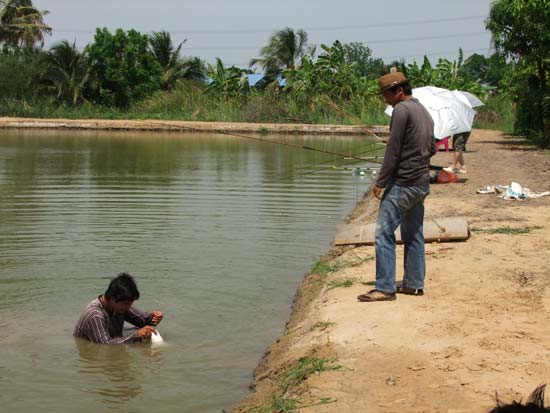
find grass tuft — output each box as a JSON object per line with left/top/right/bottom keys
{"left": 318, "top": 278, "right": 356, "bottom": 291}
{"left": 473, "top": 225, "right": 542, "bottom": 235}
{"left": 247, "top": 357, "right": 343, "bottom": 412}
{"left": 310, "top": 256, "right": 373, "bottom": 276}
{"left": 250, "top": 394, "right": 336, "bottom": 413}
{"left": 310, "top": 260, "right": 333, "bottom": 276}
{"left": 311, "top": 321, "right": 336, "bottom": 331}
{"left": 281, "top": 357, "right": 346, "bottom": 394}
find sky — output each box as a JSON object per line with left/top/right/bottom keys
{"left": 35, "top": 0, "right": 495, "bottom": 69}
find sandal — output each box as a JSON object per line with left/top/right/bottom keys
{"left": 357, "top": 289, "right": 396, "bottom": 302}
{"left": 396, "top": 286, "right": 424, "bottom": 296}
{"left": 396, "top": 282, "right": 424, "bottom": 296}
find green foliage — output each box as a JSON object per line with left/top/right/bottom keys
{"left": 181, "top": 56, "right": 207, "bottom": 81}
{"left": 500, "top": 61, "right": 547, "bottom": 141}
{"left": 248, "top": 357, "right": 341, "bottom": 413}
{"left": 281, "top": 357, "right": 345, "bottom": 394}
{"left": 148, "top": 30, "right": 188, "bottom": 91}
{"left": 311, "top": 321, "right": 336, "bottom": 331}
{"left": 285, "top": 40, "right": 380, "bottom": 111}
{"left": 311, "top": 260, "right": 332, "bottom": 276}
{"left": 250, "top": 27, "right": 308, "bottom": 75}
{"left": 461, "top": 53, "right": 507, "bottom": 87}
{"left": 487, "top": 0, "right": 549, "bottom": 67}
{"left": 205, "top": 57, "right": 249, "bottom": 101}
{"left": 0, "top": 0, "right": 51, "bottom": 49}
{"left": 0, "top": 20, "right": 516, "bottom": 134}
{"left": 310, "top": 255, "right": 374, "bottom": 277}
{"left": 487, "top": 0, "right": 550, "bottom": 147}
{"left": 257, "top": 394, "right": 300, "bottom": 413}
{"left": 474, "top": 94, "right": 515, "bottom": 134}
{"left": 402, "top": 50, "right": 490, "bottom": 97}
{"left": 0, "top": 47, "right": 41, "bottom": 100}
{"left": 341, "top": 42, "right": 387, "bottom": 79}
{"left": 318, "top": 278, "right": 356, "bottom": 291}
{"left": 86, "top": 28, "right": 162, "bottom": 108}
{"left": 37, "top": 40, "right": 91, "bottom": 106}
{"left": 252, "top": 394, "right": 336, "bottom": 413}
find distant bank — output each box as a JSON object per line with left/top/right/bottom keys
{"left": 0, "top": 117, "right": 389, "bottom": 136}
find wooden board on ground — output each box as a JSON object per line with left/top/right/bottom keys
{"left": 334, "top": 216, "right": 469, "bottom": 246}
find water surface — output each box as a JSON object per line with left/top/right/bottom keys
{"left": 0, "top": 130, "right": 376, "bottom": 412}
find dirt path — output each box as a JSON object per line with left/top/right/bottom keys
{"left": 234, "top": 129, "right": 550, "bottom": 413}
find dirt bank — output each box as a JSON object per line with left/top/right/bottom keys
{"left": 0, "top": 117, "right": 386, "bottom": 136}
{"left": 234, "top": 129, "right": 550, "bottom": 413}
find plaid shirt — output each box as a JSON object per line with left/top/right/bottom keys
{"left": 74, "top": 297, "right": 152, "bottom": 344}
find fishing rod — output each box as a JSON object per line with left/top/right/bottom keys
{"left": 322, "top": 96, "right": 445, "bottom": 171}
{"left": 321, "top": 96, "right": 386, "bottom": 143}
{"left": 322, "top": 97, "right": 448, "bottom": 231}
{"left": 148, "top": 121, "right": 380, "bottom": 163}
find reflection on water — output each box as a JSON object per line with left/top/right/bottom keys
{"left": 0, "top": 130, "right": 377, "bottom": 412}
{"left": 76, "top": 339, "right": 143, "bottom": 405}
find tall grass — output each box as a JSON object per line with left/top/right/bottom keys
{"left": 0, "top": 79, "right": 388, "bottom": 125}
{"left": 474, "top": 94, "right": 515, "bottom": 134}
{"left": 1, "top": 80, "right": 514, "bottom": 132}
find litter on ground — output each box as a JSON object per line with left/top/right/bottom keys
{"left": 477, "top": 182, "right": 550, "bottom": 200}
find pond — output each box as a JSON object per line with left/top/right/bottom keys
{"left": 0, "top": 130, "right": 377, "bottom": 412}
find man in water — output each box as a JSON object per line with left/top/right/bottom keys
{"left": 357, "top": 70, "right": 435, "bottom": 302}
{"left": 74, "top": 272, "right": 163, "bottom": 344}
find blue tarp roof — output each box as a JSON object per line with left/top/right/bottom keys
{"left": 247, "top": 74, "right": 286, "bottom": 87}
{"left": 206, "top": 74, "right": 286, "bottom": 87}
{"left": 247, "top": 74, "right": 265, "bottom": 87}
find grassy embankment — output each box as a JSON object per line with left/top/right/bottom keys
{"left": 1, "top": 82, "right": 514, "bottom": 133}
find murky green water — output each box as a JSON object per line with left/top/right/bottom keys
{"left": 0, "top": 130, "right": 376, "bottom": 412}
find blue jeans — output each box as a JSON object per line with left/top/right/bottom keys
{"left": 375, "top": 182, "right": 430, "bottom": 293}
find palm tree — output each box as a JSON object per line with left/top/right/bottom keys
{"left": 181, "top": 56, "right": 207, "bottom": 81}
{"left": 250, "top": 27, "right": 308, "bottom": 75}
{"left": 38, "top": 40, "right": 91, "bottom": 106}
{"left": 148, "top": 30, "right": 187, "bottom": 91}
{"left": 0, "top": 0, "right": 51, "bottom": 48}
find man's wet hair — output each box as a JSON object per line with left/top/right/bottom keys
{"left": 104, "top": 272, "right": 140, "bottom": 302}
{"left": 387, "top": 82, "right": 413, "bottom": 96}
{"left": 490, "top": 385, "right": 549, "bottom": 413}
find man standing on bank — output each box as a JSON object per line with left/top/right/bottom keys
{"left": 358, "top": 71, "right": 436, "bottom": 302}
{"left": 74, "top": 272, "right": 164, "bottom": 343}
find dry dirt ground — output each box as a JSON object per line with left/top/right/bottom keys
{"left": 234, "top": 129, "right": 550, "bottom": 413}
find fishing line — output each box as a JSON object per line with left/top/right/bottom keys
{"left": 147, "top": 121, "right": 381, "bottom": 162}
{"left": 279, "top": 157, "right": 381, "bottom": 182}
{"left": 321, "top": 96, "right": 445, "bottom": 171}
{"left": 321, "top": 96, "right": 386, "bottom": 143}
{"left": 277, "top": 144, "right": 384, "bottom": 181}
{"left": 278, "top": 143, "right": 385, "bottom": 180}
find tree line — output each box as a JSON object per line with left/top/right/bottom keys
{"left": 0, "top": 0, "right": 548, "bottom": 146}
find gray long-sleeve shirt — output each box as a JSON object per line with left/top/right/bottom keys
{"left": 376, "top": 98, "right": 435, "bottom": 188}
{"left": 73, "top": 297, "right": 152, "bottom": 344}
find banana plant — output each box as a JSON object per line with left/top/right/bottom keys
{"left": 205, "top": 57, "right": 249, "bottom": 101}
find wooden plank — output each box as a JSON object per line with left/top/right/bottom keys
{"left": 334, "top": 216, "right": 469, "bottom": 246}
